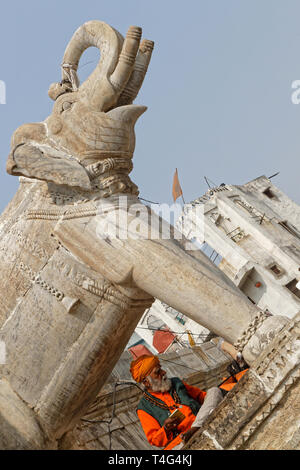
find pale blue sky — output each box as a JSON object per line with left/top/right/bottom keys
{"left": 0, "top": 0, "right": 300, "bottom": 213}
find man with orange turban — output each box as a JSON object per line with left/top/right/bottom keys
{"left": 130, "top": 355, "right": 223, "bottom": 450}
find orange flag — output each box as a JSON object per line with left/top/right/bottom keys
{"left": 172, "top": 168, "right": 183, "bottom": 202}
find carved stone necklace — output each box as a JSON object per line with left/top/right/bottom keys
{"left": 143, "top": 388, "right": 181, "bottom": 411}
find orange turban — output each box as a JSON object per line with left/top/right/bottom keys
{"left": 130, "top": 355, "right": 160, "bottom": 383}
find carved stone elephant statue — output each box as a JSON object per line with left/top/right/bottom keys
{"left": 0, "top": 20, "right": 290, "bottom": 449}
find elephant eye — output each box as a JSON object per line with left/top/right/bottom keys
{"left": 61, "top": 101, "right": 73, "bottom": 112}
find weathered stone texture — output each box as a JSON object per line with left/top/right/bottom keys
{"left": 241, "top": 374, "right": 300, "bottom": 450}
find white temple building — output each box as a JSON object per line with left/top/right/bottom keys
{"left": 133, "top": 300, "right": 211, "bottom": 354}
{"left": 177, "top": 175, "right": 300, "bottom": 319}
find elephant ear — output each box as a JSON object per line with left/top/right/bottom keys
{"left": 7, "top": 143, "right": 92, "bottom": 190}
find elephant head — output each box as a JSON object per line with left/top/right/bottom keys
{"left": 7, "top": 21, "right": 154, "bottom": 195}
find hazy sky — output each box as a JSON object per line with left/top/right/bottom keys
{"left": 0, "top": 0, "right": 300, "bottom": 213}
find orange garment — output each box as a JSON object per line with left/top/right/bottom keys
{"left": 137, "top": 382, "right": 206, "bottom": 450}
{"left": 219, "top": 369, "right": 248, "bottom": 392}
{"left": 130, "top": 355, "right": 159, "bottom": 383}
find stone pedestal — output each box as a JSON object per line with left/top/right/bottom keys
{"left": 0, "top": 19, "right": 298, "bottom": 450}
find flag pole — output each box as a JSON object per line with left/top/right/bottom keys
{"left": 172, "top": 168, "right": 185, "bottom": 205}
{"left": 180, "top": 169, "right": 185, "bottom": 205}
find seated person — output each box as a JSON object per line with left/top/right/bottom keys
{"left": 130, "top": 354, "right": 223, "bottom": 450}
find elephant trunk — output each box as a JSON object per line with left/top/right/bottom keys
{"left": 49, "top": 21, "right": 148, "bottom": 111}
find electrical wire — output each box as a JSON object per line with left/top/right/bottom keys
{"left": 158, "top": 357, "right": 204, "bottom": 372}
{"left": 80, "top": 357, "right": 239, "bottom": 450}
{"left": 204, "top": 176, "right": 218, "bottom": 188}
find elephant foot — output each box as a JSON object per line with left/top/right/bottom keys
{"left": 236, "top": 314, "right": 290, "bottom": 365}
{"left": 181, "top": 427, "right": 200, "bottom": 444}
